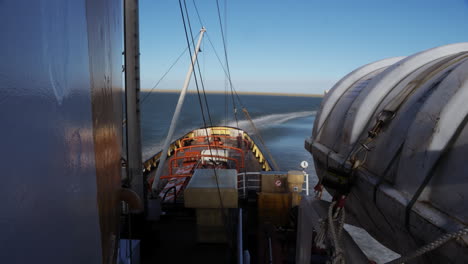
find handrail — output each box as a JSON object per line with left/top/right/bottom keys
{"left": 181, "top": 135, "right": 250, "bottom": 146}
{"left": 237, "top": 172, "right": 262, "bottom": 199}
{"left": 143, "top": 126, "right": 273, "bottom": 175}
{"left": 172, "top": 144, "right": 245, "bottom": 169}
{"left": 168, "top": 154, "right": 241, "bottom": 175}
{"left": 174, "top": 144, "right": 245, "bottom": 160}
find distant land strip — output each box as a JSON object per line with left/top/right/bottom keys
{"left": 142, "top": 89, "right": 324, "bottom": 98}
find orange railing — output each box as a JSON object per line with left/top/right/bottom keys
{"left": 143, "top": 127, "right": 273, "bottom": 175}
{"left": 167, "top": 154, "right": 241, "bottom": 176}
{"left": 181, "top": 135, "right": 250, "bottom": 147}
{"left": 174, "top": 144, "right": 245, "bottom": 162}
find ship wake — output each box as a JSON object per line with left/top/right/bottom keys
{"left": 227, "top": 110, "right": 316, "bottom": 132}
{"left": 143, "top": 110, "right": 316, "bottom": 160}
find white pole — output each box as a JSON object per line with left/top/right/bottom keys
{"left": 151, "top": 28, "right": 206, "bottom": 192}
{"left": 304, "top": 170, "right": 309, "bottom": 196}
{"left": 238, "top": 208, "right": 243, "bottom": 264}
{"left": 124, "top": 0, "right": 144, "bottom": 202}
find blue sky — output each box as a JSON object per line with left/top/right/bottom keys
{"left": 139, "top": 0, "right": 468, "bottom": 94}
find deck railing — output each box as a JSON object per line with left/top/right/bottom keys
{"left": 173, "top": 144, "right": 245, "bottom": 166}
{"left": 237, "top": 171, "right": 310, "bottom": 198}
{"left": 142, "top": 127, "right": 273, "bottom": 176}
{"left": 181, "top": 135, "right": 250, "bottom": 146}
{"left": 167, "top": 154, "right": 241, "bottom": 177}
{"left": 237, "top": 172, "right": 261, "bottom": 199}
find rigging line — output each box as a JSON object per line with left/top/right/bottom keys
{"left": 223, "top": 0, "right": 228, "bottom": 127}
{"left": 179, "top": 0, "right": 229, "bottom": 239}
{"left": 223, "top": 0, "right": 236, "bottom": 126}
{"left": 206, "top": 34, "right": 247, "bottom": 130}
{"left": 178, "top": 1, "right": 206, "bottom": 131}
{"left": 179, "top": 0, "right": 208, "bottom": 128}
{"left": 183, "top": 0, "right": 214, "bottom": 127}
{"left": 214, "top": 0, "right": 239, "bottom": 126}
{"left": 191, "top": 0, "right": 204, "bottom": 27}
{"left": 183, "top": 2, "right": 235, "bottom": 247}
{"left": 224, "top": 0, "right": 227, "bottom": 45}
{"left": 242, "top": 108, "right": 280, "bottom": 171}
{"left": 231, "top": 94, "right": 239, "bottom": 127}
{"left": 225, "top": 79, "right": 228, "bottom": 126}
{"left": 140, "top": 45, "right": 191, "bottom": 104}
{"left": 123, "top": 36, "right": 198, "bottom": 126}
{"left": 205, "top": 32, "right": 245, "bottom": 110}
{"left": 178, "top": 1, "right": 210, "bottom": 134}
{"left": 183, "top": 0, "right": 222, "bottom": 201}
{"left": 205, "top": 33, "right": 228, "bottom": 125}
{"left": 215, "top": 0, "right": 231, "bottom": 81}
{"left": 202, "top": 37, "right": 206, "bottom": 85}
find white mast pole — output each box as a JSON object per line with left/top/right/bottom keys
{"left": 152, "top": 27, "right": 206, "bottom": 192}
{"left": 124, "top": 0, "right": 144, "bottom": 204}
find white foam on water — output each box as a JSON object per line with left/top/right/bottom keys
{"left": 226, "top": 110, "right": 316, "bottom": 133}
{"left": 142, "top": 110, "right": 316, "bottom": 160}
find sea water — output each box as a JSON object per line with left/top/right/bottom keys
{"left": 140, "top": 91, "right": 398, "bottom": 263}
{"left": 140, "top": 92, "right": 319, "bottom": 172}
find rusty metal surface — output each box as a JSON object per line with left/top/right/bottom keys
{"left": 86, "top": 0, "right": 124, "bottom": 263}
{"left": 0, "top": 0, "right": 123, "bottom": 263}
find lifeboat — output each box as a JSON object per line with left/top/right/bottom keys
{"left": 306, "top": 43, "right": 468, "bottom": 263}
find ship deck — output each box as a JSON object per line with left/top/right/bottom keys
{"left": 136, "top": 127, "right": 296, "bottom": 263}
{"left": 146, "top": 128, "right": 264, "bottom": 203}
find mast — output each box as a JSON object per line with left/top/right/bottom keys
{"left": 124, "top": 0, "right": 144, "bottom": 201}
{"left": 152, "top": 27, "right": 206, "bottom": 192}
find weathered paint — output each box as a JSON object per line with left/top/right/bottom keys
{"left": 308, "top": 43, "right": 468, "bottom": 263}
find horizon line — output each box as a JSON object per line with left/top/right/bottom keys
{"left": 141, "top": 89, "right": 324, "bottom": 98}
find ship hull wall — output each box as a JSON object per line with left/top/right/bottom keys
{"left": 0, "top": 1, "right": 123, "bottom": 263}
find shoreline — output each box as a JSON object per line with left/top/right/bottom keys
{"left": 141, "top": 89, "right": 324, "bottom": 98}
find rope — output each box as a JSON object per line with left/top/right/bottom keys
{"left": 179, "top": 0, "right": 223, "bottom": 203}
{"left": 312, "top": 201, "right": 347, "bottom": 264}
{"left": 123, "top": 37, "right": 199, "bottom": 127}
{"left": 385, "top": 227, "right": 468, "bottom": 264}
{"left": 214, "top": 0, "right": 240, "bottom": 127}
{"left": 183, "top": 0, "right": 215, "bottom": 127}
{"left": 215, "top": 0, "right": 232, "bottom": 86}
{"left": 205, "top": 32, "right": 246, "bottom": 110}
{"left": 140, "top": 45, "right": 190, "bottom": 104}
{"left": 180, "top": 0, "right": 234, "bottom": 250}
{"left": 191, "top": 0, "right": 204, "bottom": 27}
{"left": 314, "top": 219, "right": 328, "bottom": 249}
{"left": 241, "top": 108, "right": 280, "bottom": 171}
{"left": 327, "top": 201, "right": 346, "bottom": 264}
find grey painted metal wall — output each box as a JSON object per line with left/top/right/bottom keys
{"left": 0, "top": 0, "right": 123, "bottom": 263}
{"left": 307, "top": 43, "right": 468, "bottom": 263}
